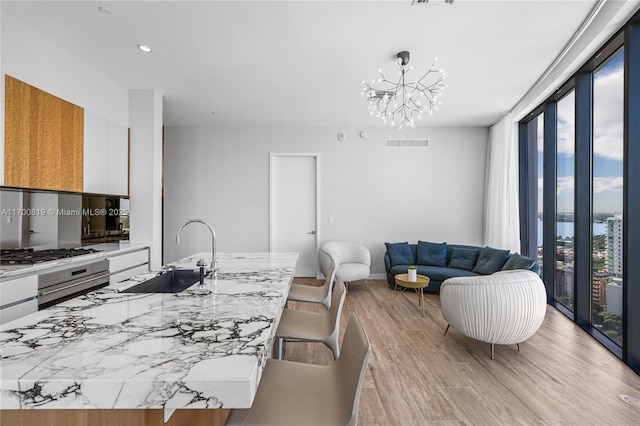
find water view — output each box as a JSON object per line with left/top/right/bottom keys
{"left": 536, "top": 219, "right": 607, "bottom": 246}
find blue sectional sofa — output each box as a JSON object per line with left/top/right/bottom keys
{"left": 384, "top": 241, "right": 540, "bottom": 293}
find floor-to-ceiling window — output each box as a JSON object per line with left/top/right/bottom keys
{"left": 536, "top": 116, "right": 544, "bottom": 272}
{"left": 592, "top": 49, "right": 624, "bottom": 346}
{"left": 519, "top": 11, "right": 640, "bottom": 372}
{"left": 520, "top": 112, "right": 544, "bottom": 269}
{"left": 556, "top": 92, "right": 575, "bottom": 311}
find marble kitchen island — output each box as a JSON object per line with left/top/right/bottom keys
{"left": 0, "top": 252, "right": 297, "bottom": 426}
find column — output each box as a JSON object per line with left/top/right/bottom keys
{"left": 129, "top": 89, "right": 163, "bottom": 268}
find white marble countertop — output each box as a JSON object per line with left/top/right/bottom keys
{"left": 0, "top": 252, "right": 297, "bottom": 414}
{"left": 0, "top": 242, "right": 149, "bottom": 280}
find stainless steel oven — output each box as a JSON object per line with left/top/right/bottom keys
{"left": 38, "top": 259, "right": 110, "bottom": 309}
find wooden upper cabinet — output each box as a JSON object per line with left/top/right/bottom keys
{"left": 4, "top": 75, "right": 84, "bottom": 192}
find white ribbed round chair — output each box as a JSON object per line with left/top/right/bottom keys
{"left": 440, "top": 270, "right": 547, "bottom": 359}
{"left": 318, "top": 241, "right": 371, "bottom": 288}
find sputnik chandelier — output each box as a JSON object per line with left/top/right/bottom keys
{"left": 362, "top": 51, "right": 447, "bottom": 129}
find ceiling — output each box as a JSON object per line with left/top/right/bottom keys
{"left": 2, "top": 1, "right": 600, "bottom": 128}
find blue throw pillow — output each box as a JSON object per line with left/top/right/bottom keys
{"left": 448, "top": 247, "right": 479, "bottom": 271}
{"left": 502, "top": 253, "right": 536, "bottom": 271}
{"left": 473, "top": 246, "right": 511, "bottom": 274}
{"left": 416, "top": 241, "right": 447, "bottom": 267}
{"left": 385, "top": 242, "right": 415, "bottom": 266}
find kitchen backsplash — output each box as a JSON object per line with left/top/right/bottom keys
{"left": 0, "top": 187, "right": 129, "bottom": 249}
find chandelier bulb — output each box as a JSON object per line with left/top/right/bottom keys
{"left": 378, "top": 68, "right": 382, "bottom": 73}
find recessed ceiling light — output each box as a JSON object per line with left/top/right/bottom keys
{"left": 137, "top": 44, "right": 153, "bottom": 53}
{"left": 98, "top": 6, "right": 111, "bottom": 15}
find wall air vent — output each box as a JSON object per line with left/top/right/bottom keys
{"left": 411, "top": 0, "right": 456, "bottom": 5}
{"left": 385, "top": 139, "right": 429, "bottom": 148}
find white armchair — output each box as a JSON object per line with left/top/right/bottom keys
{"left": 440, "top": 270, "right": 547, "bottom": 359}
{"left": 318, "top": 241, "right": 371, "bottom": 286}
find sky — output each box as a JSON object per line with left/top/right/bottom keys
{"left": 537, "top": 49, "right": 624, "bottom": 215}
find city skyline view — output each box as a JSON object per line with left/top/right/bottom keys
{"left": 533, "top": 48, "right": 624, "bottom": 347}
{"left": 537, "top": 49, "right": 624, "bottom": 215}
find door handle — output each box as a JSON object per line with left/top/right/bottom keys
{"left": 307, "top": 231, "right": 316, "bottom": 235}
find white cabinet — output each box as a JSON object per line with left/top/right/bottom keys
{"left": 84, "top": 110, "right": 108, "bottom": 194}
{"left": 0, "top": 275, "right": 38, "bottom": 325}
{"left": 106, "top": 121, "right": 128, "bottom": 195}
{"left": 84, "top": 110, "right": 129, "bottom": 195}
{"left": 108, "top": 248, "right": 150, "bottom": 285}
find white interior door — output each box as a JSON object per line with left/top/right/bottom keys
{"left": 270, "top": 154, "right": 318, "bottom": 277}
{"left": 25, "top": 193, "right": 59, "bottom": 247}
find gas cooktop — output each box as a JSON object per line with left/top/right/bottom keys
{"left": 0, "top": 248, "right": 100, "bottom": 265}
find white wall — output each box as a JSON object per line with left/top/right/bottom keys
{"left": 163, "top": 126, "right": 488, "bottom": 276}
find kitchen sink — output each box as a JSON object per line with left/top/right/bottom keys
{"left": 122, "top": 269, "right": 200, "bottom": 293}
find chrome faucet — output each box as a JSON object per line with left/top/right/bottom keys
{"left": 176, "top": 219, "right": 218, "bottom": 275}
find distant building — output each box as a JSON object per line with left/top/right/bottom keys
{"left": 556, "top": 264, "right": 574, "bottom": 298}
{"left": 592, "top": 271, "right": 610, "bottom": 311}
{"left": 606, "top": 214, "right": 623, "bottom": 276}
{"left": 607, "top": 278, "right": 623, "bottom": 316}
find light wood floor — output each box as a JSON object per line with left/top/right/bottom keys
{"left": 286, "top": 278, "right": 640, "bottom": 425}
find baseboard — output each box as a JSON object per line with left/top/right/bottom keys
{"left": 315, "top": 273, "right": 387, "bottom": 280}
{"left": 368, "top": 273, "right": 387, "bottom": 280}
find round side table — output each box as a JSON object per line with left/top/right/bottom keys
{"left": 393, "top": 273, "right": 430, "bottom": 317}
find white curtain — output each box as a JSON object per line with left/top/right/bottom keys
{"left": 484, "top": 113, "right": 521, "bottom": 253}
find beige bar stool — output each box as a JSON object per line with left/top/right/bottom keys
{"left": 287, "top": 259, "right": 337, "bottom": 309}
{"left": 226, "top": 314, "right": 371, "bottom": 426}
{"left": 276, "top": 277, "right": 346, "bottom": 360}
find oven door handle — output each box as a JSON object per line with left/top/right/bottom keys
{"left": 39, "top": 273, "right": 109, "bottom": 297}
